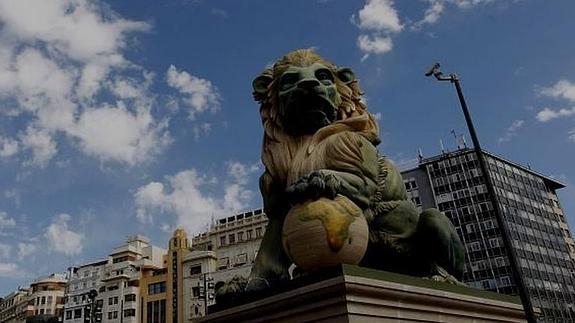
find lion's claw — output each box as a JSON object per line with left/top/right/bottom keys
{"left": 286, "top": 170, "right": 340, "bottom": 204}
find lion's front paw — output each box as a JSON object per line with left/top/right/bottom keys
{"left": 286, "top": 170, "right": 340, "bottom": 204}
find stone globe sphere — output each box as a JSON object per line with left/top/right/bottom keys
{"left": 282, "top": 194, "right": 369, "bottom": 271}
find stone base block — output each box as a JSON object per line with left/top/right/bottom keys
{"left": 199, "top": 265, "right": 529, "bottom": 322}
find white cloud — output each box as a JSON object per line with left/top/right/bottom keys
{"left": 0, "top": 243, "right": 10, "bottom": 258}
{"left": 535, "top": 79, "right": 575, "bottom": 142}
{"left": 17, "top": 242, "right": 37, "bottom": 260}
{"left": 353, "top": 0, "right": 401, "bottom": 60}
{"left": 72, "top": 102, "right": 170, "bottom": 165}
{"left": 166, "top": 65, "right": 221, "bottom": 119}
{"left": 0, "top": 211, "right": 16, "bottom": 229}
{"left": 498, "top": 119, "right": 524, "bottom": 143}
{"left": 413, "top": 0, "right": 445, "bottom": 29}
{"left": 193, "top": 123, "right": 212, "bottom": 141}
{"left": 357, "top": 35, "right": 393, "bottom": 61}
{"left": 354, "top": 0, "right": 403, "bottom": 33}
{"left": 0, "top": 0, "right": 172, "bottom": 166}
{"left": 0, "top": 0, "right": 149, "bottom": 61}
{"left": 44, "top": 213, "right": 83, "bottom": 256}
{"left": 0, "top": 137, "right": 19, "bottom": 157}
{"left": 0, "top": 262, "right": 19, "bottom": 277}
{"left": 20, "top": 126, "right": 57, "bottom": 167}
{"left": 227, "top": 161, "right": 260, "bottom": 185}
{"left": 539, "top": 80, "right": 575, "bottom": 103}
{"left": 449, "top": 0, "right": 495, "bottom": 9}
{"left": 536, "top": 107, "right": 575, "bottom": 123}
{"left": 134, "top": 162, "right": 259, "bottom": 235}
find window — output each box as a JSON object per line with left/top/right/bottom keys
{"left": 255, "top": 227, "right": 262, "bottom": 238}
{"left": 66, "top": 310, "right": 72, "bottom": 320}
{"left": 218, "top": 257, "right": 229, "bottom": 270}
{"left": 41, "top": 296, "right": 46, "bottom": 305}
{"left": 238, "top": 231, "right": 244, "bottom": 242}
{"left": 147, "top": 300, "right": 166, "bottom": 323}
{"left": 113, "top": 311, "right": 118, "bottom": 319}
{"left": 192, "top": 286, "right": 200, "bottom": 298}
{"left": 47, "top": 295, "right": 52, "bottom": 304}
{"left": 74, "top": 309, "right": 82, "bottom": 319}
{"left": 124, "top": 294, "right": 136, "bottom": 302}
{"left": 235, "top": 253, "right": 248, "bottom": 266}
{"left": 124, "top": 309, "right": 136, "bottom": 317}
{"left": 190, "top": 265, "right": 202, "bottom": 275}
{"left": 411, "top": 196, "right": 421, "bottom": 206}
{"left": 220, "top": 236, "right": 226, "bottom": 246}
{"left": 246, "top": 230, "right": 253, "bottom": 240}
{"left": 229, "top": 234, "right": 236, "bottom": 244}
{"left": 148, "top": 282, "right": 166, "bottom": 295}
{"left": 108, "top": 296, "right": 118, "bottom": 305}
{"left": 108, "top": 312, "right": 113, "bottom": 320}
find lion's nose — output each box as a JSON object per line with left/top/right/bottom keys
{"left": 297, "top": 79, "right": 320, "bottom": 90}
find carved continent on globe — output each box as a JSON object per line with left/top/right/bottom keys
{"left": 282, "top": 195, "right": 369, "bottom": 271}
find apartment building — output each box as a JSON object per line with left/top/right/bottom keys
{"left": 62, "top": 235, "right": 165, "bottom": 323}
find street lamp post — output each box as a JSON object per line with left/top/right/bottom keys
{"left": 425, "top": 63, "right": 537, "bottom": 323}
{"left": 199, "top": 274, "right": 214, "bottom": 316}
{"left": 87, "top": 289, "right": 98, "bottom": 323}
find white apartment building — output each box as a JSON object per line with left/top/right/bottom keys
{"left": 29, "top": 274, "right": 67, "bottom": 318}
{"left": 0, "top": 288, "right": 31, "bottom": 323}
{"left": 63, "top": 259, "right": 108, "bottom": 323}
{"left": 185, "top": 209, "right": 267, "bottom": 319}
{"left": 63, "top": 235, "right": 165, "bottom": 323}
{"left": 0, "top": 273, "right": 67, "bottom": 323}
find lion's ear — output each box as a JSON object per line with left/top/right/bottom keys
{"left": 337, "top": 68, "right": 356, "bottom": 84}
{"left": 252, "top": 74, "right": 273, "bottom": 96}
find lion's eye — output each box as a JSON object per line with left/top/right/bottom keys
{"left": 315, "top": 69, "right": 333, "bottom": 82}
{"left": 280, "top": 73, "right": 298, "bottom": 90}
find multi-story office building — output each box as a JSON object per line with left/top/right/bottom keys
{"left": 402, "top": 148, "right": 575, "bottom": 321}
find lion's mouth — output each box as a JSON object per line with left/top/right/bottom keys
{"left": 283, "top": 94, "right": 337, "bottom": 135}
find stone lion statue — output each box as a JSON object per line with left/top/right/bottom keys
{"left": 237, "top": 49, "right": 464, "bottom": 295}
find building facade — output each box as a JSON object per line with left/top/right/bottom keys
{"left": 0, "top": 288, "right": 31, "bottom": 323}
{"left": 64, "top": 260, "right": 108, "bottom": 323}
{"left": 62, "top": 235, "right": 165, "bottom": 323}
{"left": 402, "top": 148, "right": 575, "bottom": 321}
{"left": 29, "top": 274, "right": 67, "bottom": 319}
{"left": 185, "top": 209, "right": 267, "bottom": 320}
{"left": 0, "top": 274, "right": 67, "bottom": 323}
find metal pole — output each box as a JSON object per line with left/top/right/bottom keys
{"left": 450, "top": 74, "right": 537, "bottom": 323}
{"left": 203, "top": 274, "right": 208, "bottom": 315}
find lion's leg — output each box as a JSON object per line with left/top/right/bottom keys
{"left": 413, "top": 208, "right": 465, "bottom": 281}
{"left": 246, "top": 216, "right": 292, "bottom": 291}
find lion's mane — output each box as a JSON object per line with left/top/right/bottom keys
{"left": 254, "top": 49, "right": 380, "bottom": 189}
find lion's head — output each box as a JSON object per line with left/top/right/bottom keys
{"left": 253, "top": 49, "right": 377, "bottom": 138}
{"left": 253, "top": 49, "right": 379, "bottom": 184}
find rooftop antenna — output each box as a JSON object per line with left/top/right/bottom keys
{"left": 440, "top": 139, "right": 446, "bottom": 154}
{"left": 461, "top": 134, "right": 468, "bottom": 148}
{"left": 451, "top": 129, "right": 462, "bottom": 149}
{"left": 417, "top": 148, "right": 424, "bottom": 162}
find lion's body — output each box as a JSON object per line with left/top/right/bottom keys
{"left": 240, "top": 49, "right": 465, "bottom": 292}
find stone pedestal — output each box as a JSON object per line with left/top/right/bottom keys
{"left": 199, "top": 265, "right": 530, "bottom": 322}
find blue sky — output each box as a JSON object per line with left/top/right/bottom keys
{"left": 1, "top": 0, "right": 574, "bottom": 293}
